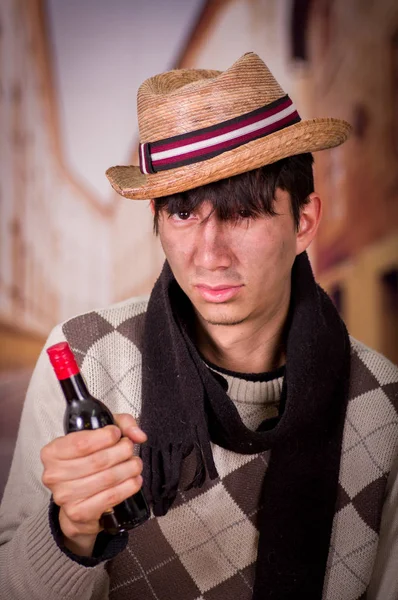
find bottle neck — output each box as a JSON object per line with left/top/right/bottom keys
{"left": 60, "top": 373, "right": 90, "bottom": 403}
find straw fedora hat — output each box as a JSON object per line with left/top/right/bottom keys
{"left": 106, "top": 52, "right": 351, "bottom": 200}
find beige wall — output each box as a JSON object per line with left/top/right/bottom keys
{"left": 302, "top": 0, "right": 398, "bottom": 270}
{"left": 111, "top": 168, "right": 164, "bottom": 301}
{"left": 0, "top": 0, "right": 163, "bottom": 369}
{"left": 179, "top": 0, "right": 294, "bottom": 97}
{"left": 301, "top": 0, "right": 398, "bottom": 364}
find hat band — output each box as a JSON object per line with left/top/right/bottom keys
{"left": 139, "top": 95, "right": 300, "bottom": 175}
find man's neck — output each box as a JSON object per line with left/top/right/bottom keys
{"left": 194, "top": 304, "right": 289, "bottom": 374}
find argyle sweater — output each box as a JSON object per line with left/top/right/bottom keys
{"left": 0, "top": 296, "right": 397, "bottom": 600}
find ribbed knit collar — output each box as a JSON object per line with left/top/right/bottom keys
{"left": 207, "top": 363, "right": 284, "bottom": 431}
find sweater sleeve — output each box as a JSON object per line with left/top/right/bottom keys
{"left": 0, "top": 325, "right": 113, "bottom": 600}
{"left": 367, "top": 449, "right": 398, "bottom": 600}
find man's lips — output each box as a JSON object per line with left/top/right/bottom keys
{"left": 194, "top": 284, "right": 243, "bottom": 303}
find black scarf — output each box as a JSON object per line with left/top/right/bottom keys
{"left": 140, "top": 251, "right": 351, "bottom": 599}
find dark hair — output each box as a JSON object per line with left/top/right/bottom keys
{"left": 153, "top": 153, "right": 314, "bottom": 234}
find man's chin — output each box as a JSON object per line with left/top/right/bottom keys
{"left": 204, "top": 318, "right": 247, "bottom": 326}
{"left": 197, "top": 306, "right": 248, "bottom": 327}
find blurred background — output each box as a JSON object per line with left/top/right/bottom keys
{"left": 1, "top": 0, "right": 397, "bottom": 495}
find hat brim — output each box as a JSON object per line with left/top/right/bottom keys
{"left": 106, "top": 118, "right": 351, "bottom": 200}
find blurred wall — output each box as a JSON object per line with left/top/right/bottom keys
{"left": 296, "top": 0, "right": 398, "bottom": 364}
{"left": 0, "top": 0, "right": 113, "bottom": 371}
{"left": 111, "top": 176, "right": 165, "bottom": 302}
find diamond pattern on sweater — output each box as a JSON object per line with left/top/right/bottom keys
{"left": 382, "top": 382, "right": 398, "bottom": 411}
{"left": 351, "top": 476, "right": 387, "bottom": 532}
{"left": 348, "top": 352, "right": 381, "bottom": 398}
{"left": 107, "top": 543, "right": 147, "bottom": 599}
{"left": 356, "top": 341, "right": 398, "bottom": 386}
{"left": 335, "top": 483, "right": 351, "bottom": 512}
{"left": 100, "top": 298, "right": 147, "bottom": 328}
{"left": 62, "top": 308, "right": 146, "bottom": 416}
{"left": 108, "top": 518, "right": 202, "bottom": 600}
{"left": 173, "top": 465, "right": 219, "bottom": 509}
{"left": 110, "top": 572, "right": 155, "bottom": 600}
{"left": 110, "top": 451, "right": 263, "bottom": 600}
{"left": 323, "top": 504, "right": 378, "bottom": 599}
{"left": 157, "top": 481, "right": 258, "bottom": 593}
{"left": 222, "top": 453, "right": 269, "bottom": 526}
{"left": 146, "top": 555, "right": 203, "bottom": 600}
{"left": 339, "top": 437, "right": 385, "bottom": 499}
{"left": 202, "top": 564, "right": 256, "bottom": 600}
{"left": 210, "top": 442, "right": 259, "bottom": 479}
{"left": 81, "top": 330, "right": 143, "bottom": 416}
{"left": 339, "top": 387, "right": 397, "bottom": 498}
{"left": 63, "top": 312, "right": 115, "bottom": 358}
{"left": 345, "top": 387, "right": 398, "bottom": 440}
{"left": 116, "top": 311, "right": 146, "bottom": 354}
{"left": 322, "top": 340, "right": 398, "bottom": 600}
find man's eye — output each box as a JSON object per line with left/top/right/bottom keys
{"left": 172, "top": 211, "right": 192, "bottom": 221}
{"left": 237, "top": 209, "right": 252, "bottom": 219}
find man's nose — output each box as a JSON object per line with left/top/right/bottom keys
{"left": 193, "top": 220, "right": 232, "bottom": 271}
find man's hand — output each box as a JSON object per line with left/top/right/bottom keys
{"left": 40, "top": 414, "right": 147, "bottom": 557}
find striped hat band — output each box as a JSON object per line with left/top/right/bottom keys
{"left": 139, "top": 94, "right": 300, "bottom": 175}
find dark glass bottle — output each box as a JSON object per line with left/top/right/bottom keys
{"left": 47, "top": 341, "right": 150, "bottom": 535}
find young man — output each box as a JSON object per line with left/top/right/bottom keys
{"left": 1, "top": 53, "right": 397, "bottom": 600}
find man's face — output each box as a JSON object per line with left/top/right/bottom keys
{"left": 157, "top": 189, "right": 300, "bottom": 328}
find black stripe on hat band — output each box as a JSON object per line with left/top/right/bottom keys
{"left": 144, "top": 142, "right": 155, "bottom": 174}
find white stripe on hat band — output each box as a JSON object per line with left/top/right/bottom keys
{"left": 150, "top": 103, "right": 297, "bottom": 162}
{"left": 140, "top": 143, "right": 149, "bottom": 175}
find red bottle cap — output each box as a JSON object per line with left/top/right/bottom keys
{"left": 47, "top": 342, "right": 80, "bottom": 380}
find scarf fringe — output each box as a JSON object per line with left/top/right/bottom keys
{"left": 141, "top": 425, "right": 218, "bottom": 516}
{"left": 185, "top": 426, "right": 218, "bottom": 491}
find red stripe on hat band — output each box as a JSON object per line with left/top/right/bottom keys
{"left": 152, "top": 111, "right": 300, "bottom": 168}
{"left": 153, "top": 97, "right": 293, "bottom": 153}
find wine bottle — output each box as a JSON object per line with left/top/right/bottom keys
{"left": 47, "top": 341, "right": 150, "bottom": 535}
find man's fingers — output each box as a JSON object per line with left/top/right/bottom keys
{"left": 41, "top": 425, "right": 121, "bottom": 462}
{"left": 114, "top": 413, "right": 147, "bottom": 443}
{"left": 62, "top": 476, "right": 143, "bottom": 523}
{"left": 52, "top": 456, "right": 143, "bottom": 505}
{"left": 42, "top": 437, "right": 135, "bottom": 485}
{"left": 41, "top": 415, "right": 146, "bottom": 466}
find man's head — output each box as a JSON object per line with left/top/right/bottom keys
{"left": 153, "top": 153, "right": 321, "bottom": 328}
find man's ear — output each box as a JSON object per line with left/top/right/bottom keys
{"left": 295, "top": 193, "right": 322, "bottom": 256}
{"left": 149, "top": 199, "right": 155, "bottom": 215}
